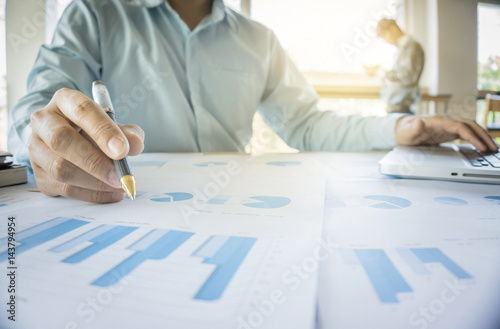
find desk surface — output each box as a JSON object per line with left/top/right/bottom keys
{"left": 0, "top": 152, "right": 499, "bottom": 329}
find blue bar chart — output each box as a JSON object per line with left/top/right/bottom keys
{"left": 0, "top": 217, "right": 89, "bottom": 262}
{"left": 353, "top": 249, "right": 412, "bottom": 303}
{"left": 51, "top": 225, "right": 139, "bottom": 263}
{"left": 1, "top": 218, "right": 259, "bottom": 303}
{"left": 92, "top": 229, "right": 195, "bottom": 287}
{"left": 345, "top": 247, "right": 473, "bottom": 304}
{"left": 193, "top": 236, "right": 257, "bottom": 301}
{"left": 410, "top": 248, "right": 472, "bottom": 279}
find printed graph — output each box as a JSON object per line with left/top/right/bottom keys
{"left": 192, "top": 235, "right": 257, "bottom": 300}
{"left": 342, "top": 248, "right": 472, "bottom": 303}
{"left": 485, "top": 196, "right": 500, "bottom": 204}
{"left": 433, "top": 197, "right": 468, "bottom": 206}
{"left": 242, "top": 196, "right": 291, "bottom": 209}
{"left": 205, "top": 195, "right": 292, "bottom": 209}
{"left": 140, "top": 192, "right": 292, "bottom": 209}
{"left": 353, "top": 249, "right": 412, "bottom": 303}
{"left": 0, "top": 218, "right": 258, "bottom": 302}
{"left": 150, "top": 192, "right": 194, "bottom": 203}
{"left": 0, "top": 217, "right": 89, "bottom": 262}
{"left": 363, "top": 195, "right": 412, "bottom": 209}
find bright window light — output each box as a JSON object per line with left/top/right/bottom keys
{"left": 478, "top": 2, "right": 500, "bottom": 91}
{"left": 251, "top": 0, "right": 404, "bottom": 74}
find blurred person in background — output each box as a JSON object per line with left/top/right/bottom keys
{"left": 365, "top": 18, "right": 424, "bottom": 114}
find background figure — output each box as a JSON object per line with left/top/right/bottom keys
{"left": 376, "top": 18, "right": 425, "bottom": 114}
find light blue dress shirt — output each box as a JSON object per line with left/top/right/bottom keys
{"left": 8, "top": 0, "right": 402, "bottom": 165}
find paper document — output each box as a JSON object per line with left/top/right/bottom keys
{"left": 0, "top": 153, "right": 328, "bottom": 329}
{"left": 318, "top": 177, "right": 500, "bottom": 329}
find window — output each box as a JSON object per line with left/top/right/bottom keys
{"left": 477, "top": 2, "right": 500, "bottom": 128}
{"left": 478, "top": 2, "right": 500, "bottom": 92}
{"left": 249, "top": 0, "right": 406, "bottom": 153}
{"left": 251, "top": 0, "right": 403, "bottom": 76}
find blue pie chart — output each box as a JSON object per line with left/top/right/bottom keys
{"left": 363, "top": 195, "right": 412, "bottom": 209}
{"left": 242, "top": 196, "right": 291, "bottom": 209}
{"left": 151, "top": 192, "right": 193, "bottom": 203}
{"left": 434, "top": 197, "right": 468, "bottom": 206}
{"left": 485, "top": 196, "right": 500, "bottom": 205}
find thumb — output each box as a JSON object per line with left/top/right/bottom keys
{"left": 119, "top": 124, "right": 145, "bottom": 156}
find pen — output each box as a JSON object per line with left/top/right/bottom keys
{"left": 92, "top": 80, "right": 136, "bottom": 200}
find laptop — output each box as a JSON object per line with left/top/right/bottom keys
{"left": 379, "top": 143, "right": 500, "bottom": 184}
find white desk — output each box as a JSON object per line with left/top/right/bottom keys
{"left": 0, "top": 152, "right": 499, "bottom": 329}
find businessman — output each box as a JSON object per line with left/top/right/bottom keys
{"left": 8, "top": 0, "right": 498, "bottom": 203}
{"left": 377, "top": 18, "right": 425, "bottom": 114}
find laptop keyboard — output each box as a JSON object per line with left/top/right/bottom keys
{"left": 460, "top": 149, "right": 500, "bottom": 168}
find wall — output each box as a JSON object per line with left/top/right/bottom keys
{"left": 408, "top": 0, "right": 478, "bottom": 118}
{"left": 435, "top": 0, "right": 478, "bottom": 119}
{"left": 5, "top": 0, "right": 46, "bottom": 111}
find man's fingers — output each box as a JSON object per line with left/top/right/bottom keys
{"left": 119, "top": 124, "right": 145, "bottom": 156}
{"left": 32, "top": 163, "right": 124, "bottom": 203}
{"left": 31, "top": 111, "right": 121, "bottom": 188}
{"left": 52, "top": 88, "right": 129, "bottom": 159}
{"left": 31, "top": 163, "right": 59, "bottom": 197}
{"left": 454, "top": 118, "right": 498, "bottom": 152}
{"left": 430, "top": 116, "right": 488, "bottom": 152}
{"left": 394, "top": 114, "right": 499, "bottom": 151}
{"left": 32, "top": 163, "right": 124, "bottom": 204}
{"left": 50, "top": 179, "right": 124, "bottom": 203}
{"left": 30, "top": 136, "right": 122, "bottom": 192}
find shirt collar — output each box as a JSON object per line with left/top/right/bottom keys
{"left": 122, "top": 0, "right": 239, "bottom": 31}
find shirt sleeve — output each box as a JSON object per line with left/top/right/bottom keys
{"left": 257, "top": 31, "right": 405, "bottom": 152}
{"left": 7, "top": 0, "right": 102, "bottom": 166}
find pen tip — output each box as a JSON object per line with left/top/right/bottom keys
{"left": 93, "top": 80, "right": 104, "bottom": 87}
{"left": 120, "top": 175, "right": 136, "bottom": 201}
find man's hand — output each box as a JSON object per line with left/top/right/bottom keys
{"left": 395, "top": 115, "right": 498, "bottom": 153}
{"left": 29, "top": 88, "right": 145, "bottom": 203}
